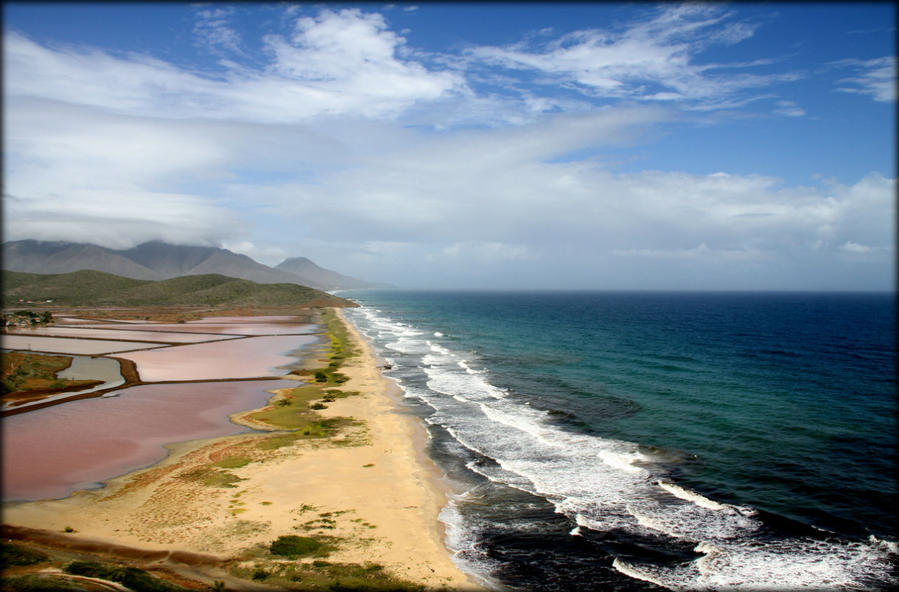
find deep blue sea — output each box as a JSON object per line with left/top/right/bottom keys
{"left": 340, "top": 290, "right": 897, "bottom": 591}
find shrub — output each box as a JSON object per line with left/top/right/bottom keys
{"left": 0, "top": 542, "right": 48, "bottom": 568}
{"left": 63, "top": 562, "right": 181, "bottom": 592}
{"left": 269, "top": 535, "right": 331, "bottom": 558}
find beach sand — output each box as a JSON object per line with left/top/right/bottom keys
{"left": 2, "top": 309, "right": 480, "bottom": 590}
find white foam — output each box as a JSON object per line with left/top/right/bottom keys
{"left": 458, "top": 359, "right": 484, "bottom": 375}
{"left": 612, "top": 558, "right": 697, "bottom": 592}
{"left": 870, "top": 535, "right": 899, "bottom": 555}
{"left": 434, "top": 331, "right": 444, "bottom": 337}
{"left": 429, "top": 342, "right": 452, "bottom": 355}
{"left": 347, "top": 305, "right": 899, "bottom": 592}
{"left": 658, "top": 480, "right": 727, "bottom": 511}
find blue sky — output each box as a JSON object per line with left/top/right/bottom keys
{"left": 3, "top": 2, "right": 895, "bottom": 290}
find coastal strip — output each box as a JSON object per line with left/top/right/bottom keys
{"left": 2, "top": 308, "right": 481, "bottom": 590}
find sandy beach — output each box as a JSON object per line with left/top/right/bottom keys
{"left": 2, "top": 309, "right": 480, "bottom": 590}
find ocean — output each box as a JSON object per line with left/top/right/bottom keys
{"left": 340, "top": 290, "right": 897, "bottom": 591}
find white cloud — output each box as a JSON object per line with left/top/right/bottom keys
{"left": 773, "top": 100, "right": 806, "bottom": 117}
{"left": 430, "top": 241, "right": 531, "bottom": 264}
{"left": 4, "top": 187, "right": 240, "bottom": 249}
{"left": 2, "top": 5, "right": 894, "bottom": 289}
{"left": 611, "top": 243, "right": 764, "bottom": 261}
{"left": 833, "top": 56, "right": 897, "bottom": 102}
{"left": 468, "top": 4, "right": 794, "bottom": 109}
{"left": 216, "top": 107, "right": 893, "bottom": 282}
{"left": 4, "top": 9, "right": 465, "bottom": 124}
{"left": 220, "top": 241, "right": 288, "bottom": 265}
{"left": 193, "top": 6, "right": 243, "bottom": 55}
{"left": 840, "top": 241, "right": 871, "bottom": 253}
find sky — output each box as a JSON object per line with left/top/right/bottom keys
{"left": 2, "top": 2, "right": 896, "bottom": 290}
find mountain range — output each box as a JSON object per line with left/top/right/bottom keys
{"left": 1, "top": 240, "right": 382, "bottom": 291}
{"left": 3, "top": 270, "right": 353, "bottom": 308}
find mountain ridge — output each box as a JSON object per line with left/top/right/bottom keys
{"left": 276, "top": 256, "right": 384, "bottom": 290}
{"left": 2, "top": 240, "right": 381, "bottom": 291}
{"left": 1, "top": 269, "right": 354, "bottom": 308}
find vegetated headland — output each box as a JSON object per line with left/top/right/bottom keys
{"left": 1, "top": 272, "right": 480, "bottom": 591}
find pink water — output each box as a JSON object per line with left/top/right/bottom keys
{"left": 71, "top": 317, "right": 316, "bottom": 336}
{"left": 115, "top": 335, "right": 317, "bottom": 381}
{"left": 1, "top": 335, "right": 162, "bottom": 355}
{"left": 6, "top": 326, "right": 239, "bottom": 343}
{"left": 2, "top": 379, "right": 296, "bottom": 501}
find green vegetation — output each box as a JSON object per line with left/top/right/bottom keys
{"left": 0, "top": 543, "right": 48, "bottom": 569}
{"left": 269, "top": 535, "right": 334, "bottom": 559}
{"left": 179, "top": 467, "right": 243, "bottom": 488}
{"left": 1, "top": 270, "right": 354, "bottom": 308}
{"left": 213, "top": 455, "right": 251, "bottom": 469}
{"left": 1, "top": 310, "right": 53, "bottom": 327}
{"left": 229, "top": 535, "right": 423, "bottom": 591}
{"left": 249, "top": 307, "right": 362, "bottom": 442}
{"left": 63, "top": 561, "right": 184, "bottom": 592}
{"left": 0, "top": 574, "right": 87, "bottom": 591}
{"left": 1, "top": 352, "right": 99, "bottom": 396}
{"left": 230, "top": 559, "right": 425, "bottom": 591}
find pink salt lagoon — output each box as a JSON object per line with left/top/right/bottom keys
{"left": 2, "top": 379, "right": 297, "bottom": 501}
{"left": 5, "top": 326, "right": 241, "bottom": 344}
{"left": 82, "top": 323, "right": 316, "bottom": 336}
{"left": 1, "top": 335, "right": 163, "bottom": 355}
{"left": 116, "top": 335, "right": 317, "bottom": 381}
{"left": 68, "top": 316, "right": 317, "bottom": 336}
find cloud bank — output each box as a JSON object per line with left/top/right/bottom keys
{"left": 3, "top": 5, "right": 894, "bottom": 289}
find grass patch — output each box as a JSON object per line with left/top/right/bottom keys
{"left": 1, "top": 352, "right": 98, "bottom": 396}
{"left": 255, "top": 417, "right": 355, "bottom": 451}
{"left": 249, "top": 385, "right": 332, "bottom": 429}
{"left": 213, "top": 456, "right": 252, "bottom": 469}
{"left": 63, "top": 561, "right": 183, "bottom": 592}
{"left": 180, "top": 467, "right": 243, "bottom": 488}
{"left": 0, "top": 574, "right": 87, "bottom": 591}
{"left": 245, "top": 309, "right": 364, "bottom": 448}
{"left": 231, "top": 560, "right": 425, "bottom": 591}
{"left": 0, "top": 543, "right": 48, "bottom": 568}
{"left": 257, "top": 432, "right": 303, "bottom": 451}
{"left": 269, "top": 535, "right": 335, "bottom": 559}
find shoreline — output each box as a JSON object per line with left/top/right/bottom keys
{"left": 336, "top": 309, "right": 477, "bottom": 585}
{"left": 2, "top": 308, "right": 482, "bottom": 590}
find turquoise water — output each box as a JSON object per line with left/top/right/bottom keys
{"left": 342, "top": 290, "right": 897, "bottom": 590}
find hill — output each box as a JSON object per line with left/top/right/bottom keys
{"left": 1, "top": 270, "right": 354, "bottom": 308}
{"left": 276, "top": 257, "right": 385, "bottom": 290}
{"left": 2, "top": 240, "right": 380, "bottom": 290}
{"left": 2, "top": 241, "right": 163, "bottom": 280}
